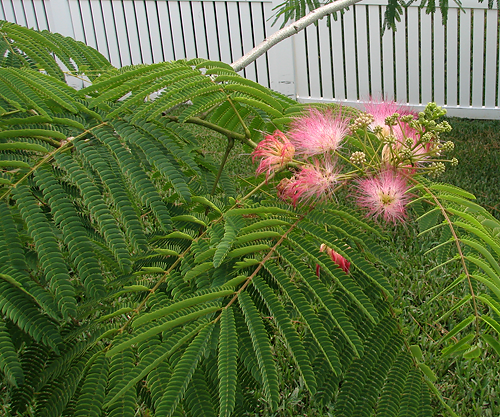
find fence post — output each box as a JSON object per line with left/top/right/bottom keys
{"left": 265, "top": 0, "right": 297, "bottom": 99}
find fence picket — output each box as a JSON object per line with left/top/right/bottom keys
{"left": 342, "top": 11, "right": 358, "bottom": 101}
{"left": 394, "top": 12, "right": 406, "bottom": 103}
{"left": 471, "top": 8, "right": 485, "bottom": 107}
{"left": 446, "top": 8, "right": 458, "bottom": 106}
{"left": 330, "top": 15, "right": 346, "bottom": 100}
{"left": 145, "top": 1, "right": 164, "bottom": 63}
{"left": 12, "top": 0, "right": 27, "bottom": 26}
{"left": 407, "top": 7, "right": 418, "bottom": 104}
{"left": 420, "top": 9, "right": 432, "bottom": 104}
{"left": 433, "top": 9, "right": 445, "bottom": 105}
{"left": 90, "top": 0, "right": 110, "bottom": 59}
{"left": 484, "top": 9, "right": 497, "bottom": 107}
{"left": 306, "top": 24, "right": 321, "bottom": 99}
{"left": 318, "top": 17, "right": 333, "bottom": 100}
{"left": 355, "top": 6, "right": 370, "bottom": 101}
{"left": 367, "top": 5, "right": 381, "bottom": 97}
{"left": 459, "top": 9, "right": 472, "bottom": 107}
{"left": 215, "top": 2, "right": 232, "bottom": 63}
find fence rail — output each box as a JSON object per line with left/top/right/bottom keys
{"left": 1, "top": 0, "right": 500, "bottom": 118}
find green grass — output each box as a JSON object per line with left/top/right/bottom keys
{"left": 387, "top": 117, "right": 500, "bottom": 416}
{"left": 193, "top": 114, "right": 500, "bottom": 416}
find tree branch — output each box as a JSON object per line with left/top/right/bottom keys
{"left": 231, "top": 0, "right": 363, "bottom": 72}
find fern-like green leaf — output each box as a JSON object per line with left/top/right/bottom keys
{"left": 74, "top": 352, "right": 109, "bottom": 417}
{"left": 12, "top": 184, "right": 76, "bottom": 319}
{"left": 251, "top": 275, "right": 317, "bottom": 394}
{"left": 155, "top": 322, "right": 215, "bottom": 417}
{"left": 0, "top": 319, "right": 23, "bottom": 386}
{"left": 265, "top": 261, "right": 341, "bottom": 375}
{"left": 218, "top": 307, "right": 238, "bottom": 417}
{"left": 238, "top": 292, "right": 279, "bottom": 411}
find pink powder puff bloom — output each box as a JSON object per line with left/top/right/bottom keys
{"left": 356, "top": 170, "right": 411, "bottom": 224}
{"left": 288, "top": 107, "right": 350, "bottom": 156}
{"left": 280, "top": 158, "right": 338, "bottom": 206}
{"left": 317, "top": 243, "right": 351, "bottom": 274}
{"left": 252, "top": 130, "right": 295, "bottom": 178}
{"left": 363, "top": 99, "right": 416, "bottom": 141}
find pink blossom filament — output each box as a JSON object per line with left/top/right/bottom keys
{"left": 252, "top": 130, "right": 295, "bottom": 178}
{"left": 289, "top": 107, "right": 350, "bottom": 156}
{"left": 279, "top": 158, "right": 338, "bottom": 206}
{"left": 356, "top": 170, "right": 411, "bottom": 224}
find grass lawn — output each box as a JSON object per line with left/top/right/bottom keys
{"left": 195, "top": 114, "right": 500, "bottom": 416}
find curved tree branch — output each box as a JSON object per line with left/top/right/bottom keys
{"left": 231, "top": 0, "right": 363, "bottom": 72}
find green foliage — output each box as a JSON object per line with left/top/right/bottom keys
{"left": 0, "top": 22, "right": 495, "bottom": 417}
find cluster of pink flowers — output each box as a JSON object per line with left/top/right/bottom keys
{"left": 251, "top": 100, "right": 455, "bottom": 225}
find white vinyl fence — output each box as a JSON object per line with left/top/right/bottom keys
{"left": 1, "top": 0, "right": 500, "bottom": 118}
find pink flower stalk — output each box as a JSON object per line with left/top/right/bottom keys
{"left": 288, "top": 108, "right": 350, "bottom": 156}
{"left": 356, "top": 170, "right": 411, "bottom": 224}
{"left": 319, "top": 243, "right": 351, "bottom": 274}
{"left": 279, "top": 158, "right": 338, "bottom": 206}
{"left": 363, "top": 99, "right": 416, "bottom": 141}
{"left": 252, "top": 130, "right": 295, "bottom": 178}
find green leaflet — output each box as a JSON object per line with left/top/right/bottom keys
{"left": 439, "top": 315, "right": 475, "bottom": 344}
{"left": 191, "top": 196, "right": 222, "bottom": 214}
{"left": 155, "top": 323, "right": 215, "bottom": 417}
{"left": 184, "top": 262, "right": 215, "bottom": 281}
{"left": 13, "top": 183, "right": 76, "bottom": 319}
{"left": 465, "top": 255, "right": 500, "bottom": 290}
{"left": 480, "top": 316, "right": 500, "bottom": 336}
{"left": 224, "top": 207, "right": 294, "bottom": 217}
{"left": 227, "top": 244, "right": 270, "bottom": 259}
{"left": 107, "top": 305, "right": 221, "bottom": 356}
{"left": 213, "top": 215, "right": 244, "bottom": 268}
{"left": 277, "top": 246, "right": 364, "bottom": 357}
{"left": 231, "top": 96, "right": 283, "bottom": 118}
{"left": 0, "top": 142, "right": 47, "bottom": 155}
{"left": 435, "top": 295, "right": 472, "bottom": 323}
{"left": 105, "top": 322, "right": 205, "bottom": 408}
{"left": 288, "top": 232, "right": 379, "bottom": 323}
{"left": 184, "top": 368, "right": 217, "bottom": 417}
{"left": 238, "top": 219, "right": 290, "bottom": 234}
{"left": 482, "top": 334, "right": 500, "bottom": 356}
{"left": 238, "top": 292, "right": 279, "bottom": 411}
{"left": 218, "top": 307, "right": 238, "bottom": 417}
{"left": 251, "top": 275, "right": 317, "bottom": 394}
{"left": 171, "top": 215, "right": 207, "bottom": 227}
{"left": 476, "top": 294, "right": 500, "bottom": 317}
{"left": 429, "top": 183, "right": 476, "bottom": 199}
{"left": 74, "top": 353, "right": 109, "bottom": 417}
{"left": 0, "top": 319, "right": 23, "bottom": 386}
{"left": 264, "top": 262, "right": 341, "bottom": 375}
{"left": 223, "top": 84, "right": 284, "bottom": 113}
{"left": 234, "top": 231, "right": 282, "bottom": 246}
{"left": 36, "top": 158, "right": 108, "bottom": 299}
{"left": 35, "top": 353, "right": 90, "bottom": 417}
{"left": 132, "top": 289, "right": 234, "bottom": 328}
{"left": 334, "top": 318, "right": 399, "bottom": 417}
{"left": 441, "top": 333, "right": 475, "bottom": 357}
{"left": 106, "top": 341, "right": 137, "bottom": 417}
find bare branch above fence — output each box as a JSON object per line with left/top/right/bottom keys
{"left": 231, "top": 0, "right": 362, "bottom": 72}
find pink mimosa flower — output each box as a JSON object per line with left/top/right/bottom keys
{"left": 288, "top": 108, "right": 350, "bottom": 156}
{"left": 363, "top": 99, "right": 416, "bottom": 141}
{"left": 279, "top": 158, "right": 338, "bottom": 206}
{"left": 356, "top": 170, "right": 411, "bottom": 224}
{"left": 319, "top": 243, "right": 351, "bottom": 274}
{"left": 252, "top": 130, "right": 295, "bottom": 178}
